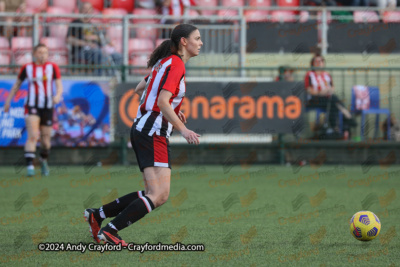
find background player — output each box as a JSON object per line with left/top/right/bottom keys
{"left": 4, "top": 44, "right": 63, "bottom": 176}
{"left": 85, "top": 24, "right": 202, "bottom": 245}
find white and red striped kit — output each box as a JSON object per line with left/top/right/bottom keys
{"left": 134, "top": 55, "right": 186, "bottom": 138}
{"left": 18, "top": 62, "right": 61, "bottom": 109}
{"left": 162, "top": 0, "right": 197, "bottom": 17}
{"left": 304, "top": 70, "right": 333, "bottom": 93}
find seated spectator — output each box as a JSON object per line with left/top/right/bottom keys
{"left": 161, "top": 0, "right": 200, "bottom": 38}
{"left": 305, "top": 0, "right": 337, "bottom": 6}
{"left": 336, "top": 0, "right": 369, "bottom": 6}
{"left": 276, "top": 65, "right": 295, "bottom": 82}
{"left": 305, "top": 53, "right": 356, "bottom": 135}
{"left": 67, "top": 2, "right": 122, "bottom": 75}
{"left": 0, "top": 0, "right": 25, "bottom": 38}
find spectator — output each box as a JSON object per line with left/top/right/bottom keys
{"left": 276, "top": 65, "right": 295, "bottom": 82}
{"left": 67, "top": 2, "right": 122, "bottom": 75}
{"left": 0, "top": 0, "right": 25, "bottom": 38}
{"left": 336, "top": 0, "right": 369, "bottom": 6}
{"left": 161, "top": 0, "right": 200, "bottom": 38}
{"left": 304, "top": 53, "right": 356, "bottom": 135}
{"left": 305, "top": 0, "right": 337, "bottom": 6}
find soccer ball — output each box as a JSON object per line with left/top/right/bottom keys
{"left": 349, "top": 211, "right": 381, "bottom": 241}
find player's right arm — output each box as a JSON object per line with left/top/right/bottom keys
{"left": 134, "top": 75, "right": 150, "bottom": 98}
{"left": 4, "top": 79, "right": 22, "bottom": 113}
{"left": 4, "top": 64, "right": 27, "bottom": 112}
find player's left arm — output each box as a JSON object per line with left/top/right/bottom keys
{"left": 53, "top": 79, "right": 63, "bottom": 104}
{"left": 52, "top": 64, "right": 63, "bottom": 104}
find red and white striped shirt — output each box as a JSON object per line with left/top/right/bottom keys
{"left": 304, "top": 70, "right": 333, "bottom": 94}
{"left": 18, "top": 62, "right": 61, "bottom": 109}
{"left": 162, "top": 0, "right": 197, "bottom": 17}
{"left": 134, "top": 55, "right": 186, "bottom": 138}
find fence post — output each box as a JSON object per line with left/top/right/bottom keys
{"left": 32, "top": 14, "right": 39, "bottom": 46}
{"left": 122, "top": 16, "right": 129, "bottom": 82}
{"left": 321, "top": 8, "right": 328, "bottom": 55}
{"left": 239, "top": 7, "right": 246, "bottom": 77}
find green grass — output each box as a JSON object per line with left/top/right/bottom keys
{"left": 0, "top": 164, "right": 399, "bottom": 266}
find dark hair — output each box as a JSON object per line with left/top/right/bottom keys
{"left": 147, "top": 24, "right": 198, "bottom": 68}
{"left": 310, "top": 53, "right": 325, "bottom": 68}
{"left": 33, "top": 43, "right": 47, "bottom": 52}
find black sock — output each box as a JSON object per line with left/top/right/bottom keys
{"left": 24, "top": 151, "right": 35, "bottom": 166}
{"left": 40, "top": 149, "right": 49, "bottom": 161}
{"left": 109, "top": 195, "right": 155, "bottom": 231}
{"left": 101, "top": 191, "right": 146, "bottom": 218}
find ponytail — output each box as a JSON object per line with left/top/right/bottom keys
{"left": 147, "top": 24, "right": 198, "bottom": 68}
{"left": 147, "top": 40, "right": 173, "bottom": 68}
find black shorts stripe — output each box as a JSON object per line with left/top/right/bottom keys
{"left": 160, "top": 117, "right": 168, "bottom": 137}
{"left": 159, "top": 66, "right": 171, "bottom": 92}
{"left": 141, "top": 112, "right": 159, "bottom": 135}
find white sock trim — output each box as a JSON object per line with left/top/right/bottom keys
{"left": 99, "top": 207, "right": 106, "bottom": 219}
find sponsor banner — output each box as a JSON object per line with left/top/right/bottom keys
{"left": 0, "top": 80, "right": 110, "bottom": 147}
{"left": 116, "top": 81, "right": 305, "bottom": 135}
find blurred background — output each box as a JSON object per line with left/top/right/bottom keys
{"left": 0, "top": 0, "right": 400, "bottom": 166}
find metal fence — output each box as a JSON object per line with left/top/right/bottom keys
{"left": 0, "top": 7, "right": 399, "bottom": 77}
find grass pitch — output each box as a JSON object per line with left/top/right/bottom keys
{"left": 0, "top": 164, "right": 399, "bottom": 266}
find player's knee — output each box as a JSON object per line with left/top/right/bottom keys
{"left": 155, "top": 192, "right": 169, "bottom": 207}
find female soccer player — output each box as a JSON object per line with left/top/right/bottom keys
{"left": 85, "top": 24, "right": 203, "bottom": 245}
{"left": 4, "top": 44, "right": 63, "bottom": 176}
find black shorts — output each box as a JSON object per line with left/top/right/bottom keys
{"left": 24, "top": 106, "right": 53, "bottom": 126}
{"left": 130, "top": 126, "right": 171, "bottom": 172}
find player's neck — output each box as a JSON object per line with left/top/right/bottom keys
{"left": 35, "top": 61, "right": 45, "bottom": 66}
{"left": 178, "top": 51, "right": 190, "bottom": 64}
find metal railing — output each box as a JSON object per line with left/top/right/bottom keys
{"left": 0, "top": 7, "right": 399, "bottom": 78}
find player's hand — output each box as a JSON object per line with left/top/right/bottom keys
{"left": 53, "top": 94, "right": 62, "bottom": 104}
{"left": 181, "top": 128, "right": 200, "bottom": 145}
{"left": 3, "top": 102, "right": 10, "bottom": 113}
{"left": 178, "top": 111, "right": 187, "bottom": 124}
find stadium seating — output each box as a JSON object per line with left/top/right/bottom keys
{"left": 382, "top": 11, "right": 400, "bottom": 23}
{"left": 217, "top": 0, "right": 244, "bottom": 17}
{"left": 52, "top": 0, "right": 77, "bottom": 13}
{"left": 11, "top": 37, "right": 33, "bottom": 51}
{"left": 156, "top": 39, "right": 168, "bottom": 47}
{"left": 128, "top": 38, "right": 155, "bottom": 56}
{"left": 196, "top": 0, "right": 218, "bottom": 16}
{"left": 0, "top": 37, "right": 9, "bottom": 50}
{"left": 102, "top": 8, "right": 128, "bottom": 22}
{"left": 49, "top": 25, "right": 70, "bottom": 40}
{"left": 26, "top": 0, "right": 48, "bottom": 12}
{"left": 48, "top": 53, "right": 68, "bottom": 69}
{"left": 40, "top": 37, "right": 68, "bottom": 52}
{"left": 249, "top": 0, "right": 271, "bottom": 6}
{"left": 246, "top": 0, "right": 271, "bottom": 21}
{"left": 299, "top": 10, "right": 309, "bottom": 22}
{"left": 15, "top": 52, "right": 33, "bottom": 65}
{"left": 353, "top": 11, "right": 380, "bottom": 23}
{"left": 245, "top": 10, "right": 269, "bottom": 22}
{"left": 46, "top": 7, "right": 73, "bottom": 21}
{"left": 277, "top": 0, "right": 299, "bottom": 6}
{"left": 82, "top": 0, "right": 104, "bottom": 11}
{"left": 132, "top": 8, "right": 158, "bottom": 23}
{"left": 350, "top": 86, "right": 390, "bottom": 140}
{"left": 111, "top": 0, "right": 135, "bottom": 13}
{"left": 106, "top": 25, "right": 123, "bottom": 41}
{"left": 0, "top": 52, "right": 11, "bottom": 74}
{"left": 130, "top": 55, "right": 149, "bottom": 75}
{"left": 136, "top": 26, "right": 159, "bottom": 40}
{"left": 269, "top": 10, "right": 297, "bottom": 22}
